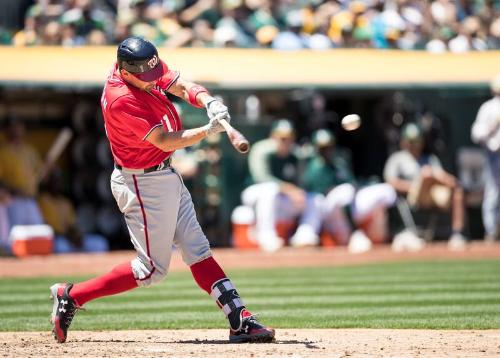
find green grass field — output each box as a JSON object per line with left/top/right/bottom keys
{"left": 1, "top": 259, "right": 500, "bottom": 332}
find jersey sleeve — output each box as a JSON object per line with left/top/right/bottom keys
{"left": 111, "top": 96, "right": 162, "bottom": 140}
{"left": 248, "top": 140, "right": 281, "bottom": 184}
{"left": 161, "top": 70, "right": 180, "bottom": 91}
{"left": 383, "top": 153, "right": 400, "bottom": 181}
{"left": 471, "top": 102, "right": 492, "bottom": 144}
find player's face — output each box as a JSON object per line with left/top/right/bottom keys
{"left": 319, "top": 145, "right": 334, "bottom": 158}
{"left": 274, "top": 134, "right": 294, "bottom": 156}
{"left": 120, "top": 69, "right": 157, "bottom": 92}
{"left": 405, "top": 138, "right": 424, "bottom": 157}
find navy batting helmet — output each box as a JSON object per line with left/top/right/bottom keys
{"left": 117, "top": 37, "right": 165, "bottom": 82}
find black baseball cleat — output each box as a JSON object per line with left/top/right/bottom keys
{"left": 50, "top": 283, "right": 81, "bottom": 343}
{"left": 229, "top": 309, "right": 275, "bottom": 343}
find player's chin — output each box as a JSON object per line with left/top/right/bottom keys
{"left": 142, "top": 83, "right": 155, "bottom": 92}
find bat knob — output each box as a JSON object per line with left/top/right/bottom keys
{"left": 239, "top": 142, "right": 249, "bottom": 153}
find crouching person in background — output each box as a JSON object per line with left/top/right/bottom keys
{"left": 240, "top": 119, "right": 322, "bottom": 252}
{"left": 303, "top": 129, "right": 396, "bottom": 252}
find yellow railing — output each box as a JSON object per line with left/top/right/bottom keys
{"left": 0, "top": 47, "right": 498, "bottom": 87}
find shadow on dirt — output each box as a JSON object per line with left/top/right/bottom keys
{"left": 173, "top": 338, "right": 321, "bottom": 349}
{"left": 79, "top": 338, "right": 320, "bottom": 349}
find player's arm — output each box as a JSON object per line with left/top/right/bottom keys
{"left": 386, "top": 177, "right": 412, "bottom": 194}
{"left": 471, "top": 103, "right": 498, "bottom": 144}
{"left": 383, "top": 155, "right": 412, "bottom": 194}
{"left": 146, "top": 126, "right": 210, "bottom": 152}
{"left": 165, "top": 76, "right": 214, "bottom": 107}
{"left": 145, "top": 110, "right": 228, "bottom": 152}
{"left": 158, "top": 74, "right": 231, "bottom": 124}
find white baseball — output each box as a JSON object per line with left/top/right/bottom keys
{"left": 341, "top": 114, "right": 361, "bottom": 131}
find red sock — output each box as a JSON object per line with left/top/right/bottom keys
{"left": 190, "top": 256, "right": 227, "bottom": 294}
{"left": 70, "top": 262, "right": 138, "bottom": 306}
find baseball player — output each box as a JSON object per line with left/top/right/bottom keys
{"left": 50, "top": 37, "right": 274, "bottom": 344}
{"left": 471, "top": 75, "right": 500, "bottom": 243}
{"left": 384, "top": 123, "right": 467, "bottom": 249}
{"left": 241, "top": 120, "right": 323, "bottom": 251}
{"left": 303, "top": 129, "right": 396, "bottom": 246}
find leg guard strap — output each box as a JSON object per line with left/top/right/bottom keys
{"left": 211, "top": 278, "right": 245, "bottom": 331}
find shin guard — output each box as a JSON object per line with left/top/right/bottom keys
{"left": 210, "top": 278, "right": 245, "bottom": 331}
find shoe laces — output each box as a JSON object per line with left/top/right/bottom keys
{"left": 64, "top": 305, "right": 78, "bottom": 326}
{"left": 60, "top": 298, "right": 84, "bottom": 327}
{"left": 243, "top": 313, "right": 261, "bottom": 327}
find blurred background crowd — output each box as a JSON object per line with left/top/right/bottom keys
{"left": 0, "top": 0, "right": 499, "bottom": 51}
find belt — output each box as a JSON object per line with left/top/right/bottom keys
{"left": 114, "top": 157, "right": 172, "bottom": 174}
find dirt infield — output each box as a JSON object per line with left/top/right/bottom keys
{"left": 2, "top": 329, "right": 500, "bottom": 357}
{"left": 2, "top": 242, "right": 500, "bottom": 357}
{"left": 1, "top": 241, "right": 500, "bottom": 278}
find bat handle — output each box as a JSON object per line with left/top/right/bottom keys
{"left": 219, "top": 118, "right": 232, "bottom": 132}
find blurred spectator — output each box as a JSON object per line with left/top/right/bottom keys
{"left": 272, "top": 9, "right": 306, "bottom": 50}
{"left": 303, "top": 129, "right": 396, "bottom": 250}
{"left": 87, "top": 29, "right": 107, "bottom": 45}
{"left": 214, "top": 1, "right": 254, "bottom": 48}
{"left": 487, "top": 17, "right": 500, "bottom": 49}
{"left": 471, "top": 75, "right": 500, "bottom": 243}
{"left": 191, "top": 19, "right": 216, "bottom": 47}
{"left": 41, "top": 21, "right": 62, "bottom": 45}
{"left": 384, "top": 123, "right": 468, "bottom": 250}
{"left": 448, "top": 16, "right": 487, "bottom": 53}
{"left": 0, "top": 0, "right": 33, "bottom": 33}
{"left": 0, "top": 119, "right": 45, "bottom": 231}
{"left": 38, "top": 168, "right": 109, "bottom": 253}
{"left": 0, "top": 0, "right": 497, "bottom": 50}
{"left": 240, "top": 119, "right": 322, "bottom": 251}
{"left": 12, "top": 4, "right": 44, "bottom": 46}
{"left": 0, "top": 182, "right": 11, "bottom": 253}
{"left": 60, "top": 0, "right": 109, "bottom": 39}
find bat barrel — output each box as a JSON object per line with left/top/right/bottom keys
{"left": 220, "top": 119, "right": 250, "bottom": 154}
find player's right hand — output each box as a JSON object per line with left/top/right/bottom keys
{"left": 206, "top": 99, "right": 230, "bottom": 124}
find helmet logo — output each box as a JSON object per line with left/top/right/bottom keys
{"left": 148, "top": 55, "right": 159, "bottom": 69}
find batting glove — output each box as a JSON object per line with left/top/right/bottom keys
{"left": 203, "top": 113, "right": 226, "bottom": 136}
{"left": 206, "top": 99, "right": 231, "bottom": 124}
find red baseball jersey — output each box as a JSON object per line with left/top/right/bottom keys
{"left": 100, "top": 63, "right": 181, "bottom": 169}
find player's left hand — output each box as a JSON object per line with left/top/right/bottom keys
{"left": 206, "top": 99, "right": 230, "bottom": 123}
{"left": 203, "top": 113, "right": 227, "bottom": 136}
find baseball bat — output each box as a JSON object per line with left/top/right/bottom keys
{"left": 37, "top": 127, "right": 73, "bottom": 184}
{"left": 219, "top": 119, "right": 250, "bottom": 153}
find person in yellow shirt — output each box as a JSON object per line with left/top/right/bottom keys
{"left": 38, "top": 188, "right": 80, "bottom": 246}
{"left": 38, "top": 169, "right": 109, "bottom": 253}
{"left": 0, "top": 180, "right": 10, "bottom": 253}
{"left": 0, "top": 119, "right": 44, "bottom": 229}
